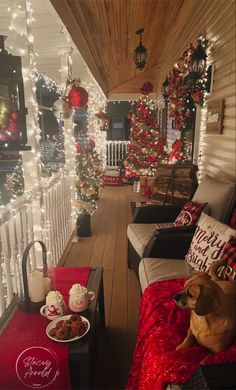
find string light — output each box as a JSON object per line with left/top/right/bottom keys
{"left": 2, "top": 0, "right": 108, "bottom": 234}
{"left": 34, "top": 70, "right": 62, "bottom": 94}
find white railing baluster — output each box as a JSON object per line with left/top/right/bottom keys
{"left": 0, "top": 256, "right": 6, "bottom": 316}
{"left": 1, "top": 222, "right": 15, "bottom": 304}
{"left": 0, "top": 167, "right": 75, "bottom": 321}
{"left": 106, "top": 140, "right": 130, "bottom": 169}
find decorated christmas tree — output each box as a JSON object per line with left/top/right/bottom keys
{"left": 75, "top": 138, "right": 103, "bottom": 215}
{"left": 124, "top": 82, "right": 163, "bottom": 179}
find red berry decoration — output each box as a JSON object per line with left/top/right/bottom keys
{"left": 68, "top": 86, "right": 88, "bottom": 109}
{"left": 75, "top": 142, "right": 80, "bottom": 152}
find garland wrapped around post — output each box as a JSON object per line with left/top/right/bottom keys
{"left": 75, "top": 139, "right": 103, "bottom": 236}
{"left": 164, "top": 36, "right": 210, "bottom": 162}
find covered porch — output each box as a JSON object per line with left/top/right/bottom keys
{"left": 0, "top": 0, "right": 235, "bottom": 389}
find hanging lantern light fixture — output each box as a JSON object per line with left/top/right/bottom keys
{"left": 134, "top": 28, "right": 147, "bottom": 70}
{"left": 0, "top": 35, "right": 30, "bottom": 150}
{"left": 188, "top": 38, "right": 207, "bottom": 76}
{"left": 161, "top": 76, "right": 169, "bottom": 103}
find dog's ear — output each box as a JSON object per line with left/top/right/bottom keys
{"left": 195, "top": 285, "right": 218, "bottom": 316}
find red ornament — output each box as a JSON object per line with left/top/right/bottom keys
{"left": 10, "top": 111, "right": 18, "bottom": 121}
{"left": 5, "top": 121, "right": 19, "bottom": 135}
{"left": 185, "top": 111, "right": 192, "bottom": 119}
{"left": 68, "top": 86, "right": 88, "bottom": 108}
{"left": 75, "top": 143, "right": 80, "bottom": 152}
{"left": 172, "top": 139, "right": 183, "bottom": 152}
{"left": 140, "top": 82, "right": 153, "bottom": 95}
{"left": 0, "top": 132, "right": 9, "bottom": 141}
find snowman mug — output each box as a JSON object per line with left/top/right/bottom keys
{"left": 69, "top": 284, "right": 95, "bottom": 313}
{"left": 40, "top": 290, "right": 67, "bottom": 320}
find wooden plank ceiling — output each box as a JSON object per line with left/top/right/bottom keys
{"left": 50, "top": 0, "right": 206, "bottom": 98}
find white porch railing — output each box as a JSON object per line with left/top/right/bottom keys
{"left": 106, "top": 140, "right": 130, "bottom": 168}
{"left": 0, "top": 169, "right": 75, "bottom": 318}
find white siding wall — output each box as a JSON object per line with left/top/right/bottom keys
{"left": 198, "top": 1, "right": 236, "bottom": 181}
{"left": 161, "top": 0, "right": 235, "bottom": 182}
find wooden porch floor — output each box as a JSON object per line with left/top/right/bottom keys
{"left": 62, "top": 184, "right": 141, "bottom": 389}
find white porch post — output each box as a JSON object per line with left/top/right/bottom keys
{"left": 9, "top": 1, "right": 43, "bottom": 243}
{"left": 60, "top": 47, "right": 77, "bottom": 232}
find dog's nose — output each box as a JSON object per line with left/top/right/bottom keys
{"left": 174, "top": 292, "right": 182, "bottom": 302}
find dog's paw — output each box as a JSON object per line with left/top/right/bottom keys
{"left": 176, "top": 343, "right": 187, "bottom": 350}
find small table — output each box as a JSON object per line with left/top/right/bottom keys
{"left": 0, "top": 267, "right": 105, "bottom": 390}
{"left": 130, "top": 201, "right": 154, "bottom": 216}
{"left": 69, "top": 267, "right": 105, "bottom": 389}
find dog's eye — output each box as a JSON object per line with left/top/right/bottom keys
{"left": 187, "top": 291, "right": 193, "bottom": 298}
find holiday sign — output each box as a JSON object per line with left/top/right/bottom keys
{"left": 206, "top": 99, "right": 224, "bottom": 134}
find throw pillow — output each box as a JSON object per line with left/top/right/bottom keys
{"left": 229, "top": 207, "right": 236, "bottom": 229}
{"left": 173, "top": 201, "right": 207, "bottom": 228}
{"left": 192, "top": 175, "right": 235, "bottom": 222}
{"left": 216, "top": 238, "right": 236, "bottom": 281}
{"left": 185, "top": 213, "right": 236, "bottom": 273}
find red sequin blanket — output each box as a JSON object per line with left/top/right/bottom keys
{"left": 127, "top": 279, "right": 236, "bottom": 390}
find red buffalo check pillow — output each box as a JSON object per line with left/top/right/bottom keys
{"left": 216, "top": 238, "right": 236, "bottom": 281}
{"left": 173, "top": 200, "right": 208, "bottom": 228}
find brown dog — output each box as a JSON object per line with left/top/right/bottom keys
{"left": 174, "top": 273, "right": 236, "bottom": 354}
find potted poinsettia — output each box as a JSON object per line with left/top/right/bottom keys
{"left": 75, "top": 139, "right": 103, "bottom": 236}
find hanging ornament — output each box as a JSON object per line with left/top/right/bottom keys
{"left": 140, "top": 82, "right": 153, "bottom": 95}
{"left": 75, "top": 142, "right": 81, "bottom": 153}
{"left": 67, "top": 83, "right": 89, "bottom": 109}
{"left": 0, "top": 111, "right": 20, "bottom": 141}
{"left": 52, "top": 99, "right": 73, "bottom": 120}
{"left": 0, "top": 132, "right": 9, "bottom": 141}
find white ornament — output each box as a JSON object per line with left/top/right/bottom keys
{"left": 52, "top": 99, "right": 73, "bottom": 120}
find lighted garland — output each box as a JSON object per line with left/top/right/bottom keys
{"left": 167, "top": 36, "right": 208, "bottom": 133}
{"left": 4, "top": 159, "right": 24, "bottom": 198}
{"left": 164, "top": 36, "right": 209, "bottom": 162}
{"left": 75, "top": 139, "right": 103, "bottom": 215}
{"left": 34, "top": 70, "right": 62, "bottom": 94}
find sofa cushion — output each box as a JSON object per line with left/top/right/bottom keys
{"left": 173, "top": 200, "right": 208, "bottom": 228}
{"left": 127, "top": 222, "right": 172, "bottom": 257}
{"left": 192, "top": 175, "right": 235, "bottom": 222}
{"left": 139, "top": 258, "right": 195, "bottom": 292}
{"left": 185, "top": 213, "right": 236, "bottom": 273}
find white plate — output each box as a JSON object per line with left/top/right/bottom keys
{"left": 46, "top": 314, "right": 90, "bottom": 343}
